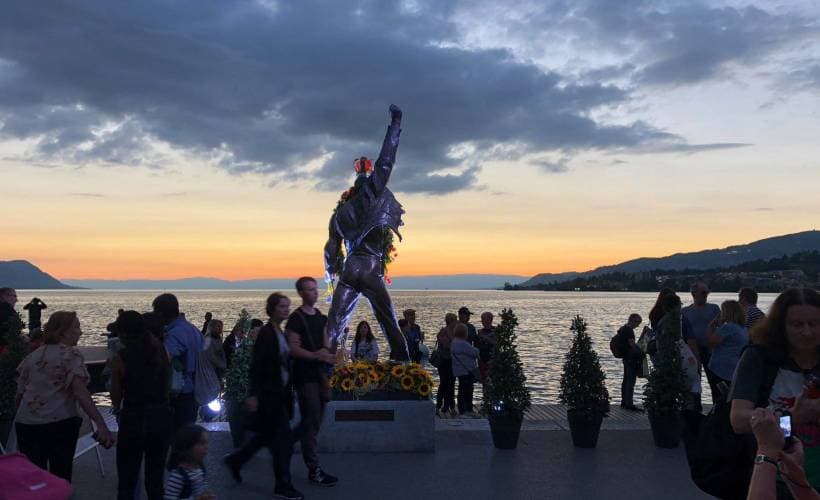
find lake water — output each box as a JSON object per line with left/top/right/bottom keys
{"left": 14, "top": 289, "right": 777, "bottom": 404}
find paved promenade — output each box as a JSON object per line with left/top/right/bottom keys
{"left": 70, "top": 405, "right": 711, "bottom": 500}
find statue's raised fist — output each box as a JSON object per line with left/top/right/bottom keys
{"left": 389, "top": 104, "right": 402, "bottom": 120}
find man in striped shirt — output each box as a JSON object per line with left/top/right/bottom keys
{"left": 739, "top": 287, "right": 766, "bottom": 329}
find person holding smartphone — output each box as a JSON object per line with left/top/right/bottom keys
{"left": 747, "top": 408, "right": 819, "bottom": 500}
{"left": 730, "top": 288, "right": 820, "bottom": 491}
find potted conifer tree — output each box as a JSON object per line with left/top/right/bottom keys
{"left": 559, "top": 315, "right": 610, "bottom": 448}
{"left": 224, "top": 310, "right": 254, "bottom": 448}
{"left": 643, "top": 309, "right": 688, "bottom": 448}
{"left": 482, "top": 309, "right": 531, "bottom": 450}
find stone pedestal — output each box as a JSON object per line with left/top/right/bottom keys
{"left": 317, "top": 400, "right": 435, "bottom": 453}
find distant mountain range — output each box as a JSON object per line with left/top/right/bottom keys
{"left": 63, "top": 274, "right": 529, "bottom": 290}
{"left": 0, "top": 259, "right": 525, "bottom": 290}
{"left": 519, "top": 230, "right": 820, "bottom": 287}
{"left": 0, "top": 260, "right": 76, "bottom": 289}
{"left": 511, "top": 251, "right": 820, "bottom": 292}
{"left": 5, "top": 230, "right": 818, "bottom": 291}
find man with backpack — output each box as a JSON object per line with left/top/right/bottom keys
{"left": 613, "top": 313, "right": 645, "bottom": 411}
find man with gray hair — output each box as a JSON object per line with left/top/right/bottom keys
{"left": 682, "top": 280, "right": 721, "bottom": 401}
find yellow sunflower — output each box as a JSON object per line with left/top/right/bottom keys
{"left": 400, "top": 375, "right": 415, "bottom": 390}
{"left": 417, "top": 383, "right": 431, "bottom": 397}
{"left": 329, "top": 375, "right": 339, "bottom": 387}
{"left": 357, "top": 372, "right": 369, "bottom": 385}
{"left": 391, "top": 365, "right": 407, "bottom": 377}
{"left": 341, "top": 378, "right": 354, "bottom": 391}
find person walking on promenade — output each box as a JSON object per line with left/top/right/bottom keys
{"left": 351, "top": 320, "right": 379, "bottom": 362}
{"left": 682, "top": 281, "right": 721, "bottom": 400}
{"left": 285, "top": 277, "right": 338, "bottom": 487}
{"left": 22, "top": 297, "right": 47, "bottom": 333}
{"left": 476, "top": 312, "right": 498, "bottom": 385}
{"left": 15, "top": 311, "right": 115, "bottom": 481}
{"left": 458, "top": 306, "right": 478, "bottom": 346}
{"left": 452, "top": 323, "right": 479, "bottom": 416}
{"left": 165, "top": 424, "right": 216, "bottom": 500}
{"left": 153, "top": 293, "right": 203, "bottom": 436}
{"left": 109, "top": 311, "right": 172, "bottom": 500}
{"left": 618, "top": 313, "right": 645, "bottom": 411}
{"left": 223, "top": 322, "right": 245, "bottom": 372}
{"left": 402, "top": 309, "right": 423, "bottom": 362}
{"left": 436, "top": 313, "right": 458, "bottom": 417}
{"left": 739, "top": 287, "right": 766, "bottom": 329}
{"left": 704, "top": 300, "right": 748, "bottom": 389}
{"left": 224, "top": 292, "right": 303, "bottom": 500}
{"left": 730, "top": 288, "right": 820, "bottom": 492}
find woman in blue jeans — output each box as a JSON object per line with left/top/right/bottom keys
{"left": 109, "top": 311, "right": 173, "bottom": 500}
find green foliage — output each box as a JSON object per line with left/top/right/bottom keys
{"left": 482, "top": 309, "right": 531, "bottom": 418}
{"left": 559, "top": 315, "right": 610, "bottom": 415}
{"left": 0, "top": 314, "right": 30, "bottom": 420}
{"left": 225, "top": 336, "right": 254, "bottom": 403}
{"left": 643, "top": 310, "right": 688, "bottom": 416}
{"left": 238, "top": 309, "right": 252, "bottom": 335}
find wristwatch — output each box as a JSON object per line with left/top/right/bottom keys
{"left": 754, "top": 454, "right": 780, "bottom": 469}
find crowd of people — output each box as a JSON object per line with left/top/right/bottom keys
{"left": 612, "top": 284, "right": 820, "bottom": 498}
{"left": 614, "top": 283, "right": 769, "bottom": 412}
{"left": 2, "top": 282, "right": 818, "bottom": 499}
{"left": 0, "top": 279, "right": 500, "bottom": 500}
{"left": 431, "top": 308, "right": 498, "bottom": 418}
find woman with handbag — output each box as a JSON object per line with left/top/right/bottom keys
{"left": 435, "top": 313, "right": 458, "bottom": 418}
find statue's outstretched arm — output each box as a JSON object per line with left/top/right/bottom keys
{"left": 371, "top": 104, "right": 402, "bottom": 195}
{"left": 324, "top": 214, "right": 343, "bottom": 281}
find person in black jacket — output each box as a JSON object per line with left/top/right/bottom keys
{"left": 223, "top": 293, "right": 302, "bottom": 500}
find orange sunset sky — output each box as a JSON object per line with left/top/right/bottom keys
{"left": 1, "top": 1, "right": 819, "bottom": 281}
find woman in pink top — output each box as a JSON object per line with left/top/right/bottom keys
{"left": 15, "top": 311, "right": 115, "bottom": 481}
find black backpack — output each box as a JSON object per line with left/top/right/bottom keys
{"left": 609, "top": 329, "right": 629, "bottom": 359}
{"left": 684, "top": 345, "right": 779, "bottom": 500}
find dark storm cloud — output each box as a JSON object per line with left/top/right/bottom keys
{"left": 486, "top": 0, "right": 817, "bottom": 87}
{"left": 0, "top": 0, "right": 767, "bottom": 194}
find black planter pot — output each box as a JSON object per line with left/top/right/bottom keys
{"left": 648, "top": 412, "right": 681, "bottom": 448}
{"left": 567, "top": 410, "right": 604, "bottom": 448}
{"left": 488, "top": 411, "right": 523, "bottom": 450}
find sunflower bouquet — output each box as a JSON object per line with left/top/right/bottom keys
{"left": 329, "top": 360, "right": 434, "bottom": 399}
